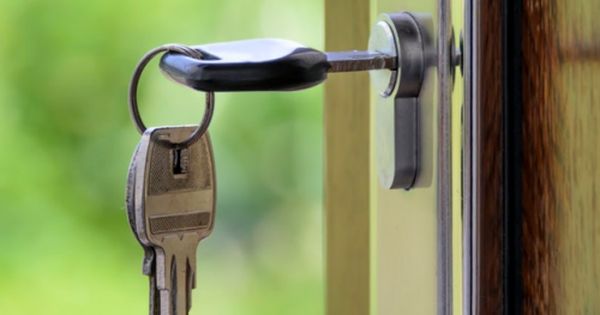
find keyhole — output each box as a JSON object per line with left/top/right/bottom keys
{"left": 172, "top": 148, "right": 189, "bottom": 175}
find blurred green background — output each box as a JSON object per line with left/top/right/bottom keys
{"left": 0, "top": 0, "right": 324, "bottom": 314}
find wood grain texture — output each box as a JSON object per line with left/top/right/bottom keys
{"left": 522, "top": 0, "right": 600, "bottom": 313}
{"left": 521, "top": 1, "right": 560, "bottom": 313}
{"left": 475, "top": 1, "right": 505, "bottom": 313}
{"left": 324, "top": 1, "right": 371, "bottom": 314}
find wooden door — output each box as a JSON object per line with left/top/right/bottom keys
{"left": 324, "top": 0, "right": 460, "bottom": 314}
{"left": 467, "top": 0, "right": 600, "bottom": 313}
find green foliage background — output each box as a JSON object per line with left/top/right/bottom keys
{"left": 0, "top": 0, "right": 324, "bottom": 314}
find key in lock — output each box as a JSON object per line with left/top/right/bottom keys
{"left": 158, "top": 12, "right": 453, "bottom": 189}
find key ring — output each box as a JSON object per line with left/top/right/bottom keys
{"left": 128, "top": 44, "right": 215, "bottom": 148}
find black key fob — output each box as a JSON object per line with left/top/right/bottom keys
{"left": 159, "top": 38, "right": 329, "bottom": 92}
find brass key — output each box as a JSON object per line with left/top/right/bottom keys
{"left": 127, "top": 126, "right": 216, "bottom": 315}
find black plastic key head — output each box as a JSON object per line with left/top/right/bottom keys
{"left": 159, "top": 39, "right": 329, "bottom": 92}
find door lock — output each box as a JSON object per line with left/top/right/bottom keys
{"left": 157, "top": 12, "right": 458, "bottom": 189}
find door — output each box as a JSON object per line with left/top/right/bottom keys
{"left": 467, "top": 0, "right": 600, "bottom": 314}
{"left": 324, "top": 0, "right": 462, "bottom": 314}
{"left": 326, "top": 0, "right": 600, "bottom": 314}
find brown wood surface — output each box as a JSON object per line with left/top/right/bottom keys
{"left": 474, "top": 0, "right": 600, "bottom": 313}
{"left": 474, "top": 1, "right": 505, "bottom": 313}
{"left": 521, "top": 0, "right": 600, "bottom": 313}
{"left": 324, "top": 1, "right": 371, "bottom": 314}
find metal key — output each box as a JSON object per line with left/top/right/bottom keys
{"left": 127, "top": 126, "right": 216, "bottom": 315}
{"left": 158, "top": 38, "right": 397, "bottom": 92}
{"left": 126, "top": 142, "right": 161, "bottom": 315}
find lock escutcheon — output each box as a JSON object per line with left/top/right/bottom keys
{"left": 369, "top": 12, "right": 433, "bottom": 190}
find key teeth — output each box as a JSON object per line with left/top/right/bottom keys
{"left": 149, "top": 274, "right": 161, "bottom": 315}
{"left": 191, "top": 266, "right": 196, "bottom": 289}
{"left": 170, "top": 255, "right": 177, "bottom": 315}
{"left": 187, "top": 258, "right": 193, "bottom": 312}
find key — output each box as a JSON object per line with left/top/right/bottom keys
{"left": 126, "top": 142, "right": 161, "bottom": 314}
{"left": 130, "top": 126, "right": 216, "bottom": 315}
{"left": 127, "top": 126, "right": 216, "bottom": 315}
{"left": 158, "top": 38, "right": 397, "bottom": 92}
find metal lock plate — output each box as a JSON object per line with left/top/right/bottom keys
{"left": 369, "top": 12, "right": 434, "bottom": 190}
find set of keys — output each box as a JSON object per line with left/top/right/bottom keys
{"left": 126, "top": 45, "right": 217, "bottom": 315}
{"left": 125, "top": 126, "right": 215, "bottom": 315}
{"left": 124, "top": 13, "right": 423, "bottom": 313}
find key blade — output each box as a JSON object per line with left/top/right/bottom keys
{"left": 149, "top": 268, "right": 161, "bottom": 315}
{"left": 170, "top": 256, "right": 177, "bottom": 315}
{"left": 186, "top": 259, "right": 194, "bottom": 312}
{"left": 155, "top": 246, "right": 197, "bottom": 315}
{"left": 326, "top": 51, "right": 397, "bottom": 73}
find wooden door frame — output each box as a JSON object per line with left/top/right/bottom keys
{"left": 324, "top": 1, "right": 372, "bottom": 315}
{"left": 469, "top": 0, "right": 600, "bottom": 313}
{"left": 465, "top": 0, "right": 523, "bottom": 313}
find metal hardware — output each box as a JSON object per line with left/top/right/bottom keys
{"left": 326, "top": 51, "right": 397, "bottom": 73}
{"left": 156, "top": 12, "right": 452, "bottom": 190}
{"left": 125, "top": 8, "right": 464, "bottom": 315}
{"left": 159, "top": 39, "right": 400, "bottom": 92}
{"left": 369, "top": 12, "right": 433, "bottom": 190}
{"left": 129, "top": 44, "right": 215, "bottom": 148}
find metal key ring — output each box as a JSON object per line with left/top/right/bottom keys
{"left": 128, "top": 44, "right": 215, "bottom": 148}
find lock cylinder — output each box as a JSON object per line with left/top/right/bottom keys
{"left": 369, "top": 12, "right": 433, "bottom": 190}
